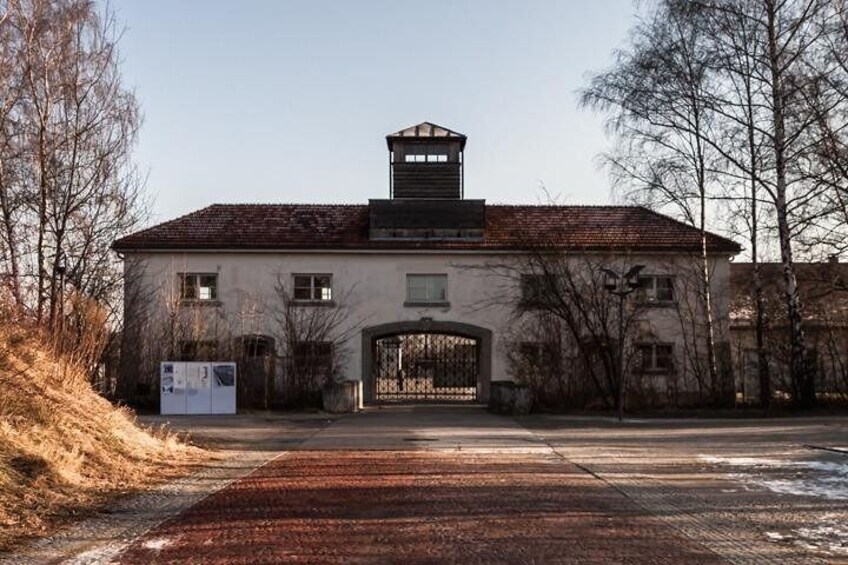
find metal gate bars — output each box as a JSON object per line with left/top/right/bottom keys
{"left": 373, "top": 333, "right": 479, "bottom": 403}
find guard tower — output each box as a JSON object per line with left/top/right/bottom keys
{"left": 370, "top": 122, "right": 483, "bottom": 241}
{"left": 386, "top": 122, "right": 466, "bottom": 199}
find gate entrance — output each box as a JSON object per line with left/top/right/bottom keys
{"left": 373, "top": 333, "right": 479, "bottom": 403}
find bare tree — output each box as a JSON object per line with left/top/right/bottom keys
{"left": 467, "top": 250, "right": 650, "bottom": 414}
{"left": 581, "top": 0, "right": 724, "bottom": 397}
{"left": 583, "top": 0, "right": 848, "bottom": 408}
{"left": 269, "top": 275, "right": 363, "bottom": 408}
{"left": 0, "top": 0, "right": 145, "bottom": 327}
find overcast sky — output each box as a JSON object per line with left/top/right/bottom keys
{"left": 111, "top": 1, "right": 637, "bottom": 224}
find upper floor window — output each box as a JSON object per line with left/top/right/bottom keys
{"left": 638, "top": 274, "right": 675, "bottom": 303}
{"left": 293, "top": 274, "right": 333, "bottom": 302}
{"left": 180, "top": 273, "right": 218, "bottom": 301}
{"left": 637, "top": 343, "right": 674, "bottom": 373}
{"left": 520, "top": 274, "right": 557, "bottom": 307}
{"left": 407, "top": 274, "right": 448, "bottom": 304}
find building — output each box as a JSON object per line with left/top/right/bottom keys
{"left": 113, "top": 122, "right": 741, "bottom": 409}
{"left": 730, "top": 260, "right": 848, "bottom": 404}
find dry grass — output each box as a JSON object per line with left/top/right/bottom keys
{"left": 0, "top": 317, "right": 202, "bottom": 551}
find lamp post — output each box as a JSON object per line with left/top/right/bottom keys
{"left": 601, "top": 265, "right": 645, "bottom": 422}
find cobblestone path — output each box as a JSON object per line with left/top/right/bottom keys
{"left": 117, "top": 450, "right": 726, "bottom": 565}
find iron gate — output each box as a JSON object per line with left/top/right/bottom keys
{"left": 373, "top": 333, "right": 479, "bottom": 403}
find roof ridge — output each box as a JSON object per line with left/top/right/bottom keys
{"left": 207, "top": 202, "right": 368, "bottom": 207}
{"left": 485, "top": 203, "right": 636, "bottom": 209}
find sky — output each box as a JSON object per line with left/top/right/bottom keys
{"left": 110, "top": 1, "right": 638, "bottom": 225}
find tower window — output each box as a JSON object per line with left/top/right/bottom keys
{"left": 403, "top": 144, "right": 449, "bottom": 163}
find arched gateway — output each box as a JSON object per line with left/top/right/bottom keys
{"left": 361, "top": 321, "right": 492, "bottom": 405}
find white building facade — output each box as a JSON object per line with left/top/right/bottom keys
{"left": 115, "top": 123, "right": 740, "bottom": 408}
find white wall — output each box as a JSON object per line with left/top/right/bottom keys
{"left": 125, "top": 249, "right": 733, "bottom": 398}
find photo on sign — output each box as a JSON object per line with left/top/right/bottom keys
{"left": 214, "top": 365, "right": 235, "bottom": 387}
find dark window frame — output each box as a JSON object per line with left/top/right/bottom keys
{"left": 637, "top": 342, "right": 675, "bottom": 373}
{"left": 292, "top": 273, "right": 333, "bottom": 303}
{"left": 403, "top": 143, "right": 450, "bottom": 163}
{"left": 405, "top": 274, "right": 449, "bottom": 305}
{"left": 179, "top": 272, "right": 218, "bottom": 302}
{"left": 289, "top": 340, "right": 334, "bottom": 380}
{"left": 520, "top": 273, "right": 558, "bottom": 307}
{"left": 177, "top": 339, "right": 218, "bottom": 361}
{"left": 637, "top": 274, "right": 675, "bottom": 304}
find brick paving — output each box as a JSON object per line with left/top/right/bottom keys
{"left": 117, "top": 450, "right": 725, "bottom": 565}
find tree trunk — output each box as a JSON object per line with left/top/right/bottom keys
{"left": 766, "top": 1, "right": 813, "bottom": 408}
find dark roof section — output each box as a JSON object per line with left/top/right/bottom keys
{"left": 386, "top": 122, "right": 467, "bottom": 149}
{"left": 113, "top": 204, "right": 741, "bottom": 253}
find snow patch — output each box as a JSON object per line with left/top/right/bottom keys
{"left": 141, "top": 537, "right": 173, "bottom": 551}
{"left": 699, "top": 454, "right": 848, "bottom": 501}
{"left": 796, "top": 516, "right": 848, "bottom": 556}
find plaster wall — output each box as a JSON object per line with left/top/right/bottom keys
{"left": 125, "top": 250, "right": 733, "bottom": 403}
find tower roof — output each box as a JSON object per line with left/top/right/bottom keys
{"left": 386, "top": 122, "right": 467, "bottom": 149}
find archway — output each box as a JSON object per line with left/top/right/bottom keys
{"left": 361, "top": 321, "right": 492, "bottom": 404}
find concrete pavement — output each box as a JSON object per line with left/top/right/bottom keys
{"left": 299, "top": 404, "right": 549, "bottom": 452}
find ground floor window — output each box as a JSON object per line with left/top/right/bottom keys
{"left": 637, "top": 343, "right": 674, "bottom": 373}
{"left": 177, "top": 340, "right": 218, "bottom": 361}
{"left": 290, "top": 341, "right": 333, "bottom": 378}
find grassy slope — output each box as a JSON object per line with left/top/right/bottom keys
{"left": 0, "top": 326, "right": 200, "bottom": 551}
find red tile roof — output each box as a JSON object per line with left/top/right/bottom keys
{"left": 112, "top": 204, "right": 741, "bottom": 253}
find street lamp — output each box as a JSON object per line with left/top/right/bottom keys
{"left": 601, "top": 265, "right": 645, "bottom": 422}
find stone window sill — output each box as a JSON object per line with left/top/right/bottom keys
{"left": 179, "top": 299, "right": 222, "bottom": 307}
{"left": 404, "top": 301, "right": 451, "bottom": 308}
{"left": 292, "top": 300, "right": 337, "bottom": 307}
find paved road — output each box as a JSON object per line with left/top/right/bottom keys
{"left": 4, "top": 408, "right": 846, "bottom": 564}
{"left": 526, "top": 415, "right": 848, "bottom": 565}
{"left": 117, "top": 407, "right": 724, "bottom": 565}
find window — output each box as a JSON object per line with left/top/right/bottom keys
{"left": 293, "top": 274, "right": 333, "bottom": 302}
{"left": 406, "top": 274, "right": 448, "bottom": 304}
{"left": 518, "top": 341, "right": 559, "bottom": 368}
{"left": 177, "top": 340, "right": 218, "bottom": 361}
{"left": 637, "top": 343, "right": 674, "bottom": 373}
{"left": 180, "top": 273, "right": 218, "bottom": 301}
{"left": 290, "top": 341, "right": 333, "bottom": 380}
{"left": 403, "top": 144, "right": 449, "bottom": 163}
{"left": 638, "top": 275, "right": 675, "bottom": 303}
{"left": 520, "top": 274, "right": 557, "bottom": 306}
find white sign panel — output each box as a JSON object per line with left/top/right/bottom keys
{"left": 161, "top": 362, "right": 237, "bottom": 415}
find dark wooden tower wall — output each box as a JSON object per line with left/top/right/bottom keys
{"left": 386, "top": 122, "right": 467, "bottom": 200}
